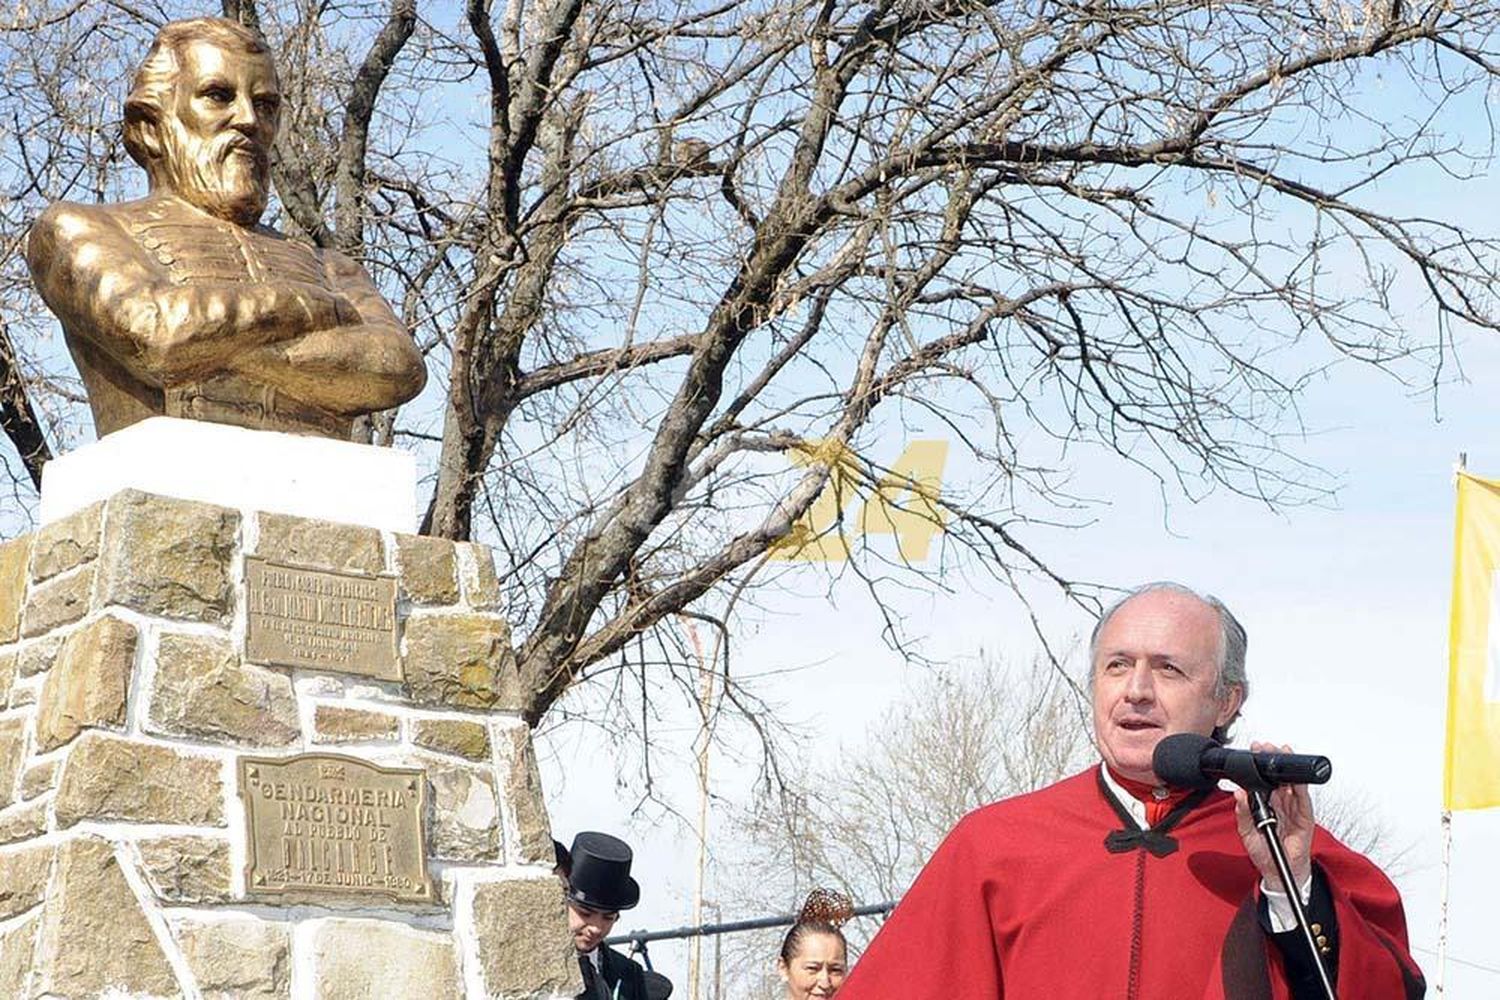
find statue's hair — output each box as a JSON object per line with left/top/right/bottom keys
{"left": 123, "top": 17, "right": 272, "bottom": 169}
{"left": 778, "top": 888, "right": 853, "bottom": 964}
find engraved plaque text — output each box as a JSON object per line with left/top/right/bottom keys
{"left": 240, "top": 754, "right": 431, "bottom": 903}
{"left": 245, "top": 557, "right": 398, "bottom": 680}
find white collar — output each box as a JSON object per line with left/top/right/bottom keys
{"left": 1098, "top": 763, "right": 1171, "bottom": 828}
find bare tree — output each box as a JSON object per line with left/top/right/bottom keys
{"left": 2, "top": 0, "right": 1500, "bottom": 729}
{"left": 1312, "top": 786, "right": 1414, "bottom": 877}
{"left": 735, "top": 658, "right": 1091, "bottom": 905}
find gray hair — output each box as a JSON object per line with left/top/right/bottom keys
{"left": 1089, "top": 581, "right": 1248, "bottom": 742}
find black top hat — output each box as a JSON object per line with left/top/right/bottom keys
{"left": 565, "top": 831, "right": 640, "bottom": 912}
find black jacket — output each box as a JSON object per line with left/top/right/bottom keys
{"left": 576, "top": 945, "right": 649, "bottom": 1000}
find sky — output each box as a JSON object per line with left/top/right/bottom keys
{"left": 539, "top": 302, "right": 1500, "bottom": 995}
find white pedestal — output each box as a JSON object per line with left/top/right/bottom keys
{"left": 39, "top": 417, "right": 417, "bottom": 532}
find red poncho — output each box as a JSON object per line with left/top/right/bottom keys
{"left": 838, "top": 769, "right": 1422, "bottom": 999}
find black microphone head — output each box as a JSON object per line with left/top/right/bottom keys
{"left": 1152, "top": 732, "right": 1219, "bottom": 790}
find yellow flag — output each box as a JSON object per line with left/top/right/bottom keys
{"left": 1444, "top": 472, "right": 1500, "bottom": 810}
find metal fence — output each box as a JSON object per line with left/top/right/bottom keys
{"left": 604, "top": 900, "right": 896, "bottom": 996}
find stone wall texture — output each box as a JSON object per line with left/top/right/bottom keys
{"left": 0, "top": 490, "right": 578, "bottom": 999}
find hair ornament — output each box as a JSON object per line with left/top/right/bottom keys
{"left": 797, "top": 887, "right": 855, "bottom": 927}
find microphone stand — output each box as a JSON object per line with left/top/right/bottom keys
{"left": 1245, "top": 786, "right": 1337, "bottom": 1000}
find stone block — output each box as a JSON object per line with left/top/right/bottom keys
{"left": 35, "top": 613, "right": 138, "bottom": 751}
{"left": 0, "top": 844, "right": 53, "bottom": 920}
{"left": 0, "top": 535, "right": 31, "bottom": 643}
{"left": 256, "top": 513, "right": 384, "bottom": 575}
{"left": 138, "top": 836, "right": 233, "bottom": 904}
{"left": 420, "top": 753, "right": 500, "bottom": 861}
{"left": 0, "top": 651, "right": 13, "bottom": 705}
{"left": 0, "top": 718, "right": 22, "bottom": 809}
{"left": 471, "top": 875, "right": 581, "bottom": 996}
{"left": 16, "top": 635, "right": 58, "bottom": 677}
{"left": 176, "top": 916, "right": 291, "bottom": 1000}
{"left": 9, "top": 684, "right": 35, "bottom": 708}
{"left": 308, "top": 919, "right": 461, "bottom": 1000}
{"left": 32, "top": 836, "right": 182, "bottom": 998}
{"left": 0, "top": 800, "right": 47, "bottom": 845}
{"left": 19, "top": 759, "right": 57, "bottom": 801}
{"left": 396, "top": 534, "right": 460, "bottom": 605}
{"left": 148, "top": 633, "right": 299, "bottom": 747}
{"left": 412, "top": 717, "right": 491, "bottom": 761}
{"left": 55, "top": 732, "right": 224, "bottom": 828}
{"left": 499, "top": 724, "right": 553, "bottom": 863}
{"left": 20, "top": 566, "right": 94, "bottom": 637}
{"left": 311, "top": 705, "right": 399, "bottom": 743}
{"left": 30, "top": 500, "right": 102, "bottom": 582}
{"left": 0, "top": 912, "right": 38, "bottom": 998}
{"left": 459, "top": 542, "right": 502, "bottom": 609}
{"left": 96, "top": 490, "right": 237, "bottom": 625}
{"left": 403, "top": 613, "right": 520, "bottom": 710}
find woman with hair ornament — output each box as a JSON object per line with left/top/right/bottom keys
{"left": 777, "top": 888, "right": 854, "bottom": 999}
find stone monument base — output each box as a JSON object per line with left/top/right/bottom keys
{"left": 39, "top": 417, "right": 417, "bottom": 532}
{"left": 0, "top": 487, "right": 580, "bottom": 998}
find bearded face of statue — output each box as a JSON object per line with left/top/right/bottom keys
{"left": 156, "top": 39, "right": 280, "bottom": 226}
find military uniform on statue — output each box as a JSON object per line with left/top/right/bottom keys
{"left": 563, "top": 832, "right": 652, "bottom": 1000}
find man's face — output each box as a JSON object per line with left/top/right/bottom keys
{"left": 1090, "top": 589, "right": 1244, "bottom": 785}
{"left": 567, "top": 901, "right": 619, "bottom": 955}
{"left": 158, "top": 39, "right": 280, "bottom": 224}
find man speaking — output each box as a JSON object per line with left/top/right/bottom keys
{"left": 838, "top": 582, "right": 1423, "bottom": 999}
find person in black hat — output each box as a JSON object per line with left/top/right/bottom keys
{"left": 560, "top": 831, "right": 651, "bottom": 1000}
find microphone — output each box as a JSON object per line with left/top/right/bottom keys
{"left": 1152, "top": 733, "right": 1332, "bottom": 792}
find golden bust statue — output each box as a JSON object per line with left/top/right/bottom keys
{"left": 26, "top": 17, "right": 425, "bottom": 440}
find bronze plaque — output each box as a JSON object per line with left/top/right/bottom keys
{"left": 239, "top": 754, "right": 432, "bottom": 903}
{"left": 245, "top": 557, "right": 399, "bottom": 680}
